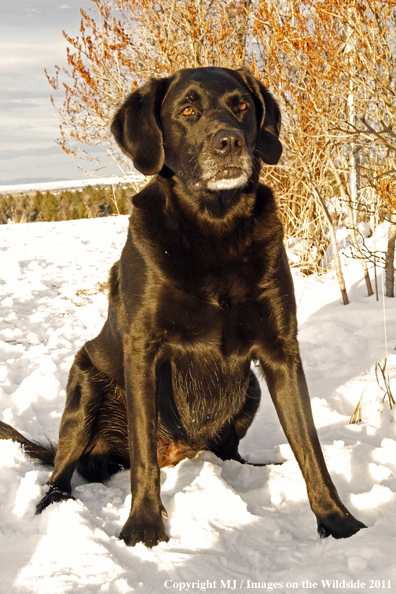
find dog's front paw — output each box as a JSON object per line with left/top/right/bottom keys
{"left": 317, "top": 510, "right": 366, "bottom": 540}
{"left": 35, "top": 485, "right": 75, "bottom": 515}
{"left": 120, "top": 514, "right": 169, "bottom": 548}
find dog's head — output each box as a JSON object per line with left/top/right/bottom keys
{"left": 111, "top": 67, "right": 282, "bottom": 193}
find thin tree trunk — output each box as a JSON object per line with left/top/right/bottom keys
{"left": 327, "top": 153, "right": 373, "bottom": 296}
{"left": 346, "top": 203, "right": 374, "bottom": 296}
{"left": 236, "top": 0, "right": 252, "bottom": 67}
{"left": 385, "top": 212, "right": 396, "bottom": 297}
{"left": 307, "top": 172, "right": 349, "bottom": 305}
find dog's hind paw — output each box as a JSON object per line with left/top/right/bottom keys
{"left": 317, "top": 511, "right": 367, "bottom": 540}
{"left": 35, "top": 486, "right": 75, "bottom": 515}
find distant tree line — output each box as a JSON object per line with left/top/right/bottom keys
{"left": 0, "top": 184, "right": 137, "bottom": 225}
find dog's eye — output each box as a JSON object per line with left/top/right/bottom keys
{"left": 239, "top": 102, "right": 248, "bottom": 112}
{"left": 181, "top": 106, "right": 194, "bottom": 116}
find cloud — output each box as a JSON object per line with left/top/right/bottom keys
{"left": 0, "top": 147, "right": 60, "bottom": 160}
{"left": 0, "top": 0, "right": 106, "bottom": 184}
{"left": 0, "top": 145, "right": 106, "bottom": 161}
{"left": 0, "top": 101, "right": 43, "bottom": 110}
{"left": 2, "top": 0, "right": 92, "bottom": 29}
{"left": 0, "top": 42, "right": 65, "bottom": 69}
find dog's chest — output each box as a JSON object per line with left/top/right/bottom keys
{"left": 156, "top": 285, "right": 258, "bottom": 442}
{"left": 156, "top": 277, "right": 261, "bottom": 358}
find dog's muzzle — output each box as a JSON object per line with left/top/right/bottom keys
{"left": 199, "top": 128, "right": 251, "bottom": 191}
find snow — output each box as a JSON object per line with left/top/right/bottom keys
{"left": 0, "top": 214, "right": 395, "bottom": 593}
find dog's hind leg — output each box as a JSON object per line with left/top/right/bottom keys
{"left": 36, "top": 346, "right": 111, "bottom": 514}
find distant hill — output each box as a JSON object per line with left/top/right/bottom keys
{"left": 0, "top": 175, "right": 147, "bottom": 224}
{"left": 0, "top": 178, "right": 69, "bottom": 185}
{"left": 0, "top": 174, "right": 145, "bottom": 196}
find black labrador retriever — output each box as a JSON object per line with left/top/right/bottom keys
{"left": 0, "top": 67, "right": 365, "bottom": 547}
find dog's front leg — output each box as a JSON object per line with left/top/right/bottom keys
{"left": 261, "top": 351, "right": 366, "bottom": 539}
{"left": 120, "top": 348, "right": 168, "bottom": 548}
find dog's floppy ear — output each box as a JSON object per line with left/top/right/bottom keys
{"left": 235, "top": 68, "right": 282, "bottom": 165}
{"left": 111, "top": 77, "right": 170, "bottom": 176}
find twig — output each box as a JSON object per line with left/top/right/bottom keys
{"left": 349, "top": 387, "right": 366, "bottom": 424}
{"left": 375, "top": 358, "right": 395, "bottom": 412}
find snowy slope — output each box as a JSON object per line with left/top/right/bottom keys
{"left": 0, "top": 215, "right": 395, "bottom": 594}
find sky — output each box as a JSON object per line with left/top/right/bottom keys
{"left": 0, "top": 0, "right": 122, "bottom": 185}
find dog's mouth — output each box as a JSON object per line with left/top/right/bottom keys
{"left": 205, "top": 167, "right": 249, "bottom": 191}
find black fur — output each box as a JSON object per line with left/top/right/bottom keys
{"left": 0, "top": 67, "right": 365, "bottom": 547}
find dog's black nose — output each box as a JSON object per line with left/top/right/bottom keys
{"left": 212, "top": 129, "right": 245, "bottom": 155}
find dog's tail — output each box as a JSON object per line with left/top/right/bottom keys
{"left": 0, "top": 420, "right": 56, "bottom": 466}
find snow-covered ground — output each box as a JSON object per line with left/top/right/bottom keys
{"left": 0, "top": 214, "right": 395, "bottom": 594}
